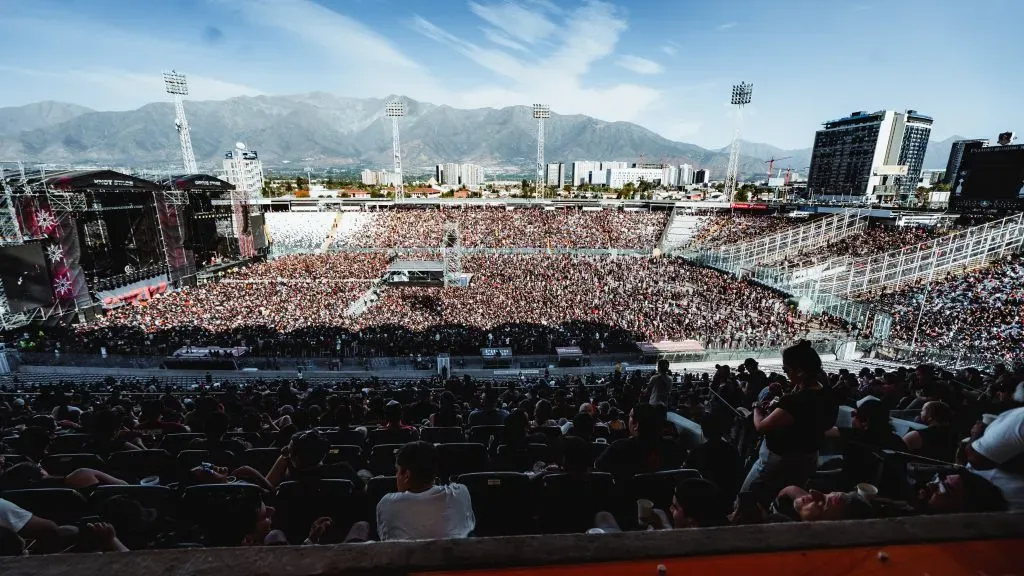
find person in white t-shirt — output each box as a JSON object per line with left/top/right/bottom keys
{"left": 966, "top": 406, "right": 1024, "bottom": 510}
{"left": 0, "top": 497, "right": 77, "bottom": 554}
{"left": 376, "top": 441, "right": 475, "bottom": 541}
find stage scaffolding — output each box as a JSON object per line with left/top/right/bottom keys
{"left": 442, "top": 221, "right": 462, "bottom": 288}
{"left": 0, "top": 163, "right": 28, "bottom": 330}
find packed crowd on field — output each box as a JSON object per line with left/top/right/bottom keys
{"left": 266, "top": 207, "right": 670, "bottom": 251}
{"left": 1, "top": 343, "right": 1021, "bottom": 556}
{"left": 63, "top": 253, "right": 821, "bottom": 357}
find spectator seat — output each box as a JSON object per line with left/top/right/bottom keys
{"left": 456, "top": 472, "right": 535, "bottom": 536}
{"left": 2, "top": 488, "right": 88, "bottom": 525}
{"left": 437, "top": 443, "right": 489, "bottom": 481}
{"left": 41, "top": 453, "right": 106, "bottom": 476}
{"left": 419, "top": 427, "right": 465, "bottom": 444}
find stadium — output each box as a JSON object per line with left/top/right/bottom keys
{"left": 0, "top": 171, "right": 1022, "bottom": 571}
{"left": 0, "top": 50, "right": 1022, "bottom": 576}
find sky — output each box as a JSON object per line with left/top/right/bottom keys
{"left": 0, "top": 0, "right": 1020, "bottom": 150}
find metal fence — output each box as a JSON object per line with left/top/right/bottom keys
{"left": 686, "top": 210, "right": 869, "bottom": 270}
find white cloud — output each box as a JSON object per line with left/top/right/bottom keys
{"left": 616, "top": 55, "right": 663, "bottom": 75}
{"left": 214, "top": 0, "right": 445, "bottom": 102}
{"left": 716, "top": 21, "right": 738, "bottom": 30}
{"left": 484, "top": 28, "right": 529, "bottom": 52}
{"left": 411, "top": 1, "right": 662, "bottom": 124}
{"left": 661, "top": 42, "right": 678, "bottom": 56}
{"left": 469, "top": 1, "right": 557, "bottom": 45}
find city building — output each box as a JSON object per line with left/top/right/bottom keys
{"left": 570, "top": 161, "right": 628, "bottom": 186}
{"left": 679, "top": 164, "right": 694, "bottom": 186}
{"left": 360, "top": 169, "right": 401, "bottom": 187}
{"left": 434, "top": 164, "right": 445, "bottom": 184}
{"left": 459, "top": 164, "right": 485, "bottom": 188}
{"left": 606, "top": 168, "right": 665, "bottom": 189}
{"left": 443, "top": 163, "right": 460, "bottom": 186}
{"left": 807, "top": 109, "right": 933, "bottom": 203}
{"left": 943, "top": 139, "right": 988, "bottom": 185}
{"left": 692, "top": 169, "right": 710, "bottom": 185}
{"left": 222, "top": 147, "right": 264, "bottom": 199}
{"left": 545, "top": 163, "right": 565, "bottom": 187}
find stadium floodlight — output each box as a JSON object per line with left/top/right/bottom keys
{"left": 163, "top": 70, "right": 197, "bottom": 174}
{"left": 385, "top": 99, "right": 405, "bottom": 201}
{"left": 725, "top": 82, "right": 753, "bottom": 203}
{"left": 533, "top": 104, "right": 550, "bottom": 198}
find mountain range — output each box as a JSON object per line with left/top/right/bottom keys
{"left": 0, "top": 94, "right": 959, "bottom": 177}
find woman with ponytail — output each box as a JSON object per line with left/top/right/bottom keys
{"left": 741, "top": 340, "right": 838, "bottom": 504}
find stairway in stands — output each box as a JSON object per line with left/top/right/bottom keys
{"left": 660, "top": 211, "right": 711, "bottom": 253}
{"left": 320, "top": 212, "right": 342, "bottom": 252}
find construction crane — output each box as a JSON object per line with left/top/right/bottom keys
{"left": 764, "top": 156, "right": 792, "bottom": 180}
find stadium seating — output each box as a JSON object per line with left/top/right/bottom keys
{"left": 456, "top": 472, "right": 535, "bottom": 536}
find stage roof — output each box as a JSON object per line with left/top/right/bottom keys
{"left": 388, "top": 260, "right": 445, "bottom": 272}
{"left": 24, "top": 169, "right": 164, "bottom": 192}
{"left": 162, "top": 174, "right": 235, "bottom": 191}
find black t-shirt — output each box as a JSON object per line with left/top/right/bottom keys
{"left": 764, "top": 387, "right": 838, "bottom": 456}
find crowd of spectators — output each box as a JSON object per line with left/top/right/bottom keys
{"left": 265, "top": 212, "right": 336, "bottom": 252}
{"left": 1, "top": 346, "right": 1020, "bottom": 556}
{"left": 781, "top": 225, "right": 952, "bottom": 268}
{"left": 331, "top": 208, "right": 669, "bottom": 250}
{"left": 689, "top": 214, "right": 798, "bottom": 248}
{"left": 64, "top": 254, "right": 823, "bottom": 357}
{"left": 875, "top": 254, "right": 1024, "bottom": 361}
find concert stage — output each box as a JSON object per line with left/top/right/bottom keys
{"left": 0, "top": 167, "right": 267, "bottom": 329}
{"left": 384, "top": 260, "right": 471, "bottom": 287}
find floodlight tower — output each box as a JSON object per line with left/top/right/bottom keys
{"left": 385, "top": 99, "right": 406, "bottom": 202}
{"left": 533, "top": 104, "right": 550, "bottom": 198}
{"left": 724, "top": 82, "right": 753, "bottom": 202}
{"left": 163, "top": 71, "right": 198, "bottom": 174}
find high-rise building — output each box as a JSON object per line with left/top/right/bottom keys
{"left": 606, "top": 168, "right": 664, "bottom": 189}
{"left": 546, "top": 163, "right": 565, "bottom": 187}
{"left": 692, "top": 169, "right": 709, "bottom": 185}
{"left": 361, "top": 169, "right": 378, "bottom": 186}
{"left": 443, "top": 163, "right": 460, "bottom": 186}
{"left": 223, "top": 148, "right": 264, "bottom": 199}
{"left": 807, "top": 109, "right": 933, "bottom": 202}
{"left": 679, "top": 164, "right": 694, "bottom": 186}
{"left": 460, "top": 164, "right": 485, "bottom": 188}
{"left": 435, "top": 164, "right": 445, "bottom": 184}
{"left": 943, "top": 139, "right": 988, "bottom": 185}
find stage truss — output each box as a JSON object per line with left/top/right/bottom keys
{"left": 442, "top": 221, "right": 462, "bottom": 287}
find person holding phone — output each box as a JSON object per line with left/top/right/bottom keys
{"left": 741, "top": 340, "right": 838, "bottom": 505}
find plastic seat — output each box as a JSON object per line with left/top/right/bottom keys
{"left": 591, "top": 441, "right": 609, "bottom": 461}
{"left": 494, "top": 443, "right": 550, "bottom": 471}
{"left": 225, "top": 432, "right": 263, "bottom": 448}
{"left": 2, "top": 488, "right": 88, "bottom": 525}
{"left": 107, "top": 449, "right": 175, "bottom": 484}
{"left": 630, "top": 468, "right": 703, "bottom": 513}
{"left": 0, "top": 454, "right": 31, "bottom": 466}
{"left": 419, "top": 427, "right": 465, "bottom": 444}
{"left": 368, "top": 428, "right": 418, "bottom": 447}
{"left": 366, "top": 475, "right": 398, "bottom": 538}
{"left": 159, "top": 433, "right": 204, "bottom": 456}
{"left": 322, "top": 429, "right": 367, "bottom": 448}
{"left": 437, "top": 443, "right": 490, "bottom": 482}
{"left": 540, "top": 472, "right": 615, "bottom": 534}
{"left": 177, "top": 449, "right": 238, "bottom": 482}
{"left": 241, "top": 447, "right": 282, "bottom": 476}
{"left": 41, "top": 453, "right": 106, "bottom": 476}
{"left": 368, "top": 444, "right": 404, "bottom": 476}
{"left": 533, "top": 426, "right": 563, "bottom": 443}
{"left": 90, "top": 484, "right": 173, "bottom": 516}
{"left": 455, "top": 472, "right": 534, "bottom": 536}
{"left": 467, "top": 426, "right": 504, "bottom": 446}
{"left": 275, "top": 479, "right": 355, "bottom": 544}
{"left": 325, "top": 445, "right": 364, "bottom": 470}
{"left": 48, "top": 434, "right": 90, "bottom": 454}
{"left": 180, "top": 483, "right": 264, "bottom": 544}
